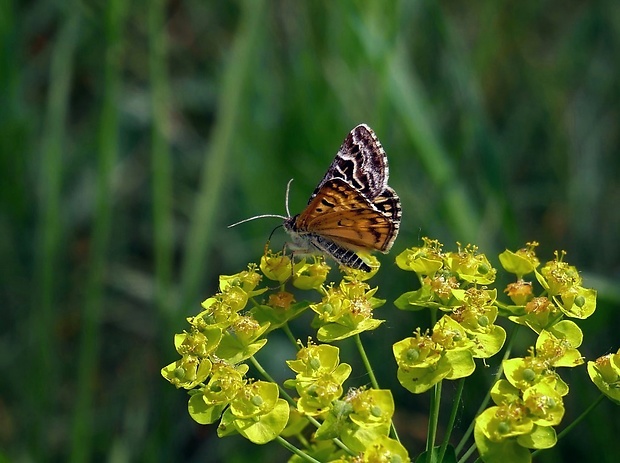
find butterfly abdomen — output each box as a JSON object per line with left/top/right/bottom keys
{"left": 310, "top": 234, "right": 372, "bottom": 272}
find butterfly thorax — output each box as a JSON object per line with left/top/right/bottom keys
{"left": 282, "top": 214, "right": 313, "bottom": 252}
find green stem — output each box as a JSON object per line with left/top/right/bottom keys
{"left": 282, "top": 323, "right": 299, "bottom": 348}
{"left": 276, "top": 436, "right": 321, "bottom": 463}
{"left": 430, "top": 306, "right": 438, "bottom": 326}
{"left": 353, "top": 334, "right": 379, "bottom": 389}
{"left": 250, "top": 356, "right": 295, "bottom": 404}
{"left": 438, "top": 378, "right": 465, "bottom": 462}
{"left": 426, "top": 380, "right": 442, "bottom": 462}
{"left": 455, "top": 324, "right": 519, "bottom": 455}
{"left": 317, "top": 284, "right": 330, "bottom": 298}
{"left": 296, "top": 432, "right": 310, "bottom": 449}
{"left": 457, "top": 442, "right": 477, "bottom": 463}
{"left": 353, "top": 334, "right": 401, "bottom": 442}
{"left": 531, "top": 394, "right": 605, "bottom": 458}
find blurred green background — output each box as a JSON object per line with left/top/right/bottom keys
{"left": 2, "top": 0, "right": 619, "bottom": 462}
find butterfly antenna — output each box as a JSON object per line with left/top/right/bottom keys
{"left": 228, "top": 214, "right": 288, "bottom": 228}
{"left": 285, "top": 178, "right": 294, "bottom": 217}
{"left": 228, "top": 179, "right": 295, "bottom": 228}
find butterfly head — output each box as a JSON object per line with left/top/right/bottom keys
{"left": 282, "top": 214, "right": 298, "bottom": 232}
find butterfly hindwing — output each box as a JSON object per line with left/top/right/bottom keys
{"left": 370, "top": 186, "right": 401, "bottom": 239}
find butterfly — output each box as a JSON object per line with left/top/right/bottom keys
{"left": 230, "top": 124, "right": 401, "bottom": 272}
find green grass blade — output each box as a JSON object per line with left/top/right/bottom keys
{"left": 179, "top": 0, "right": 267, "bottom": 310}
{"left": 149, "top": 0, "right": 173, "bottom": 320}
{"left": 69, "top": 1, "right": 127, "bottom": 461}
{"left": 33, "top": 5, "right": 80, "bottom": 459}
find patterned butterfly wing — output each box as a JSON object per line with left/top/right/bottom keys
{"left": 371, "top": 186, "right": 401, "bottom": 250}
{"left": 310, "top": 124, "right": 389, "bottom": 201}
{"left": 293, "top": 178, "right": 398, "bottom": 252}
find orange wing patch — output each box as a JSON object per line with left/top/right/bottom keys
{"left": 294, "top": 178, "right": 397, "bottom": 252}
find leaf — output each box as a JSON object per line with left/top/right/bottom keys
{"left": 188, "top": 394, "right": 226, "bottom": 425}
{"left": 317, "top": 319, "right": 384, "bottom": 342}
{"left": 517, "top": 425, "right": 557, "bottom": 449}
{"left": 215, "top": 335, "right": 268, "bottom": 364}
{"left": 250, "top": 301, "right": 310, "bottom": 331}
{"left": 235, "top": 399, "right": 290, "bottom": 444}
{"left": 394, "top": 286, "right": 434, "bottom": 311}
{"left": 474, "top": 418, "right": 532, "bottom": 463}
{"left": 415, "top": 445, "right": 456, "bottom": 463}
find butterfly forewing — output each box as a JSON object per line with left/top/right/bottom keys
{"left": 311, "top": 124, "right": 389, "bottom": 201}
